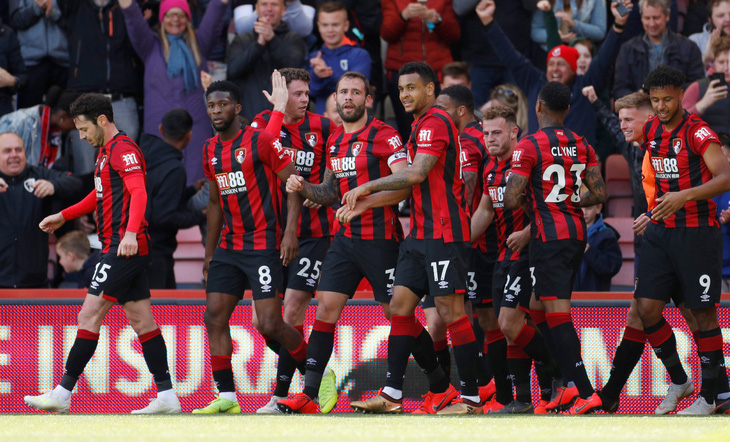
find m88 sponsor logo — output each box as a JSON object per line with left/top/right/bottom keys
{"left": 216, "top": 171, "right": 247, "bottom": 195}
{"left": 330, "top": 156, "right": 357, "bottom": 178}
{"left": 651, "top": 156, "right": 679, "bottom": 179}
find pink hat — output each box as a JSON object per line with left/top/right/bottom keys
{"left": 159, "top": 0, "right": 192, "bottom": 23}
{"left": 547, "top": 45, "right": 579, "bottom": 74}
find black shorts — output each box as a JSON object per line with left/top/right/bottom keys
{"left": 317, "top": 234, "right": 399, "bottom": 303}
{"left": 530, "top": 239, "right": 584, "bottom": 301}
{"left": 493, "top": 257, "right": 532, "bottom": 314}
{"left": 206, "top": 247, "right": 283, "bottom": 300}
{"left": 635, "top": 223, "right": 721, "bottom": 310}
{"left": 87, "top": 253, "right": 151, "bottom": 304}
{"left": 467, "top": 248, "right": 496, "bottom": 308}
{"left": 284, "top": 236, "right": 331, "bottom": 293}
{"left": 395, "top": 236, "right": 469, "bottom": 298}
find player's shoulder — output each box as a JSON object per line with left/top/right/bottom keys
{"left": 307, "top": 111, "right": 332, "bottom": 127}
{"left": 370, "top": 117, "right": 400, "bottom": 137}
{"left": 421, "top": 106, "right": 453, "bottom": 128}
{"left": 685, "top": 113, "right": 717, "bottom": 141}
{"left": 250, "top": 110, "right": 272, "bottom": 129}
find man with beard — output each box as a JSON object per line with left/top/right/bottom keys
{"left": 26, "top": 93, "right": 180, "bottom": 414}
{"left": 344, "top": 62, "right": 480, "bottom": 415}
{"left": 192, "top": 81, "right": 306, "bottom": 414}
{"left": 275, "top": 71, "right": 441, "bottom": 413}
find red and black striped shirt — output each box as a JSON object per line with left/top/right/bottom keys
{"left": 202, "top": 127, "right": 291, "bottom": 251}
{"left": 252, "top": 110, "right": 334, "bottom": 238}
{"left": 94, "top": 132, "right": 149, "bottom": 255}
{"left": 642, "top": 112, "right": 720, "bottom": 228}
{"left": 406, "top": 106, "right": 470, "bottom": 243}
{"left": 460, "top": 120, "right": 496, "bottom": 254}
{"left": 327, "top": 116, "right": 407, "bottom": 240}
{"left": 483, "top": 157, "right": 530, "bottom": 262}
{"left": 511, "top": 127, "right": 597, "bottom": 242}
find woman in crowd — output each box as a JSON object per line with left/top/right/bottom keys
{"left": 119, "top": 0, "right": 228, "bottom": 184}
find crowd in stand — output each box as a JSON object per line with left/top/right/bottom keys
{"left": 1, "top": 0, "right": 730, "bottom": 290}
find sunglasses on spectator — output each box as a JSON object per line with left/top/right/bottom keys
{"left": 496, "top": 87, "right": 516, "bottom": 97}
{"left": 165, "top": 12, "right": 188, "bottom": 19}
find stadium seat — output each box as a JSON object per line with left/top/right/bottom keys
{"left": 174, "top": 227, "right": 205, "bottom": 286}
{"left": 604, "top": 154, "right": 633, "bottom": 217}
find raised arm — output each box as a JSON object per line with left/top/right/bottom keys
{"left": 119, "top": 0, "right": 158, "bottom": 60}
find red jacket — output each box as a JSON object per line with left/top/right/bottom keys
{"left": 381, "top": 0, "right": 460, "bottom": 73}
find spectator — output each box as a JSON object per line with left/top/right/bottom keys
{"left": 323, "top": 92, "right": 342, "bottom": 126}
{"left": 480, "top": 83, "right": 529, "bottom": 136}
{"left": 0, "top": 87, "right": 78, "bottom": 169}
{"left": 613, "top": 0, "right": 705, "bottom": 99}
{"left": 55, "top": 230, "right": 100, "bottom": 289}
{"left": 689, "top": 0, "right": 730, "bottom": 68}
{"left": 233, "top": 0, "right": 314, "bottom": 38}
{"left": 476, "top": 0, "right": 629, "bottom": 146}
{"left": 0, "top": 17, "right": 28, "bottom": 118}
{"left": 0, "top": 131, "right": 81, "bottom": 288}
{"left": 8, "top": 0, "right": 69, "bottom": 109}
{"left": 573, "top": 38, "right": 595, "bottom": 75}
{"left": 119, "top": 0, "right": 228, "bottom": 185}
{"left": 382, "top": 0, "right": 460, "bottom": 139}
{"left": 453, "top": 0, "right": 536, "bottom": 109}
{"left": 573, "top": 202, "right": 623, "bottom": 291}
{"left": 308, "top": 1, "right": 371, "bottom": 114}
{"left": 440, "top": 61, "right": 471, "bottom": 89}
{"left": 532, "top": 0, "right": 607, "bottom": 50}
{"left": 227, "top": 0, "right": 307, "bottom": 122}
{"left": 683, "top": 35, "right": 730, "bottom": 135}
{"left": 584, "top": 86, "right": 654, "bottom": 269}
{"left": 715, "top": 132, "right": 730, "bottom": 292}
{"left": 140, "top": 108, "right": 205, "bottom": 289}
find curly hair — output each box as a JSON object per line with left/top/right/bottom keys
{"left": 644, "top": 65, "right": 686, "bottom": 90}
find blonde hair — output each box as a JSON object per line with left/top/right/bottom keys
{"left": 160, "top": 25, "right": 202, "bottom": 67}
{"left": 489, "top": 83, "right": 528, "bottom": 133}
{"left": 56, "top": 231, "right": 91, "bottom": 258}
{"left": 615, "top": 91, "right": 652, "bottom": 112}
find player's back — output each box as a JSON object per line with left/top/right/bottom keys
{"left": 511, "top": 126, "right": 597, "bottom": 242}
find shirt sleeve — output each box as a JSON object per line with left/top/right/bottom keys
{"left": 374, "top": 125, "right": 407, "bottom": 167}
{"left": 258, "top": 130, "right": 293, "bottom": 173}
{"left": 689, "top": 121, "right": 720, "bottom": 156}
{"left": 509, "top": 138, "right": 535, "bottom": 178}
{"left": 109, "top": 141, "right": 145, "bottom": 180}
{"left": 413, "top": 114, "right": 450, "bottom": 157}
{"left": 202, "top": 140, "right": 214, "bottom": 180}
{"left": 459, "top": 135, "right": 482, "bottom": 174}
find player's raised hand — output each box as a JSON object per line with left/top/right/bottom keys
{"left": 632, "top": 213, "right": 651, "bottom": 236}
{"left": 263, "top": 69, "right": 289, "bottom": 112}
{"left": 286, "top": 174, "right": 305, "bottom": 193}
{"left": 341, "top": 185, "right": 371, "bottom": 210}
{"left": 475, "top": 0, "right": 495, "bottom": 26}
{"left": 39, "top": 212, "right": 65, "bottom": 233}
{"left": 118, "top": 231, "right": 139, "bottom": 257}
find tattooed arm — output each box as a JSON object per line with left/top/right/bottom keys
{"left": 504, "top": 173, "right": 529, "bottom": 210}
{"left": 286, "top": 169, "right": 340, "bottom": 207}
{"left": 341, "top": 152, "right": 439, "bottom": 209}
{"left": 580, "top": 165, "right": 608, "bottom": 207}
{"left": 463, "top": 170, "right": 478, "bottom": 206}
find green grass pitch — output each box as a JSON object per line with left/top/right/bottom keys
{"left": 1, "top": 415, "right": 729, "bottom": 441}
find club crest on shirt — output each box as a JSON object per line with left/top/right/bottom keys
{"left": 97, "top": 155, "right": 107, "bottom": 171}
{"left": 305, "top": 132, "right": 318, "bottom": 147}
{"left": 351, "top": 142, "right": 363, "bottom": 156}
{"left": 235, "top": 148, "right": 246, "bottom": 164}
{"left": 671, "top": 138, "right": 682, "bottom": 154}
{"left": 23, "top": 178, "right": 36, "bottom": 193}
